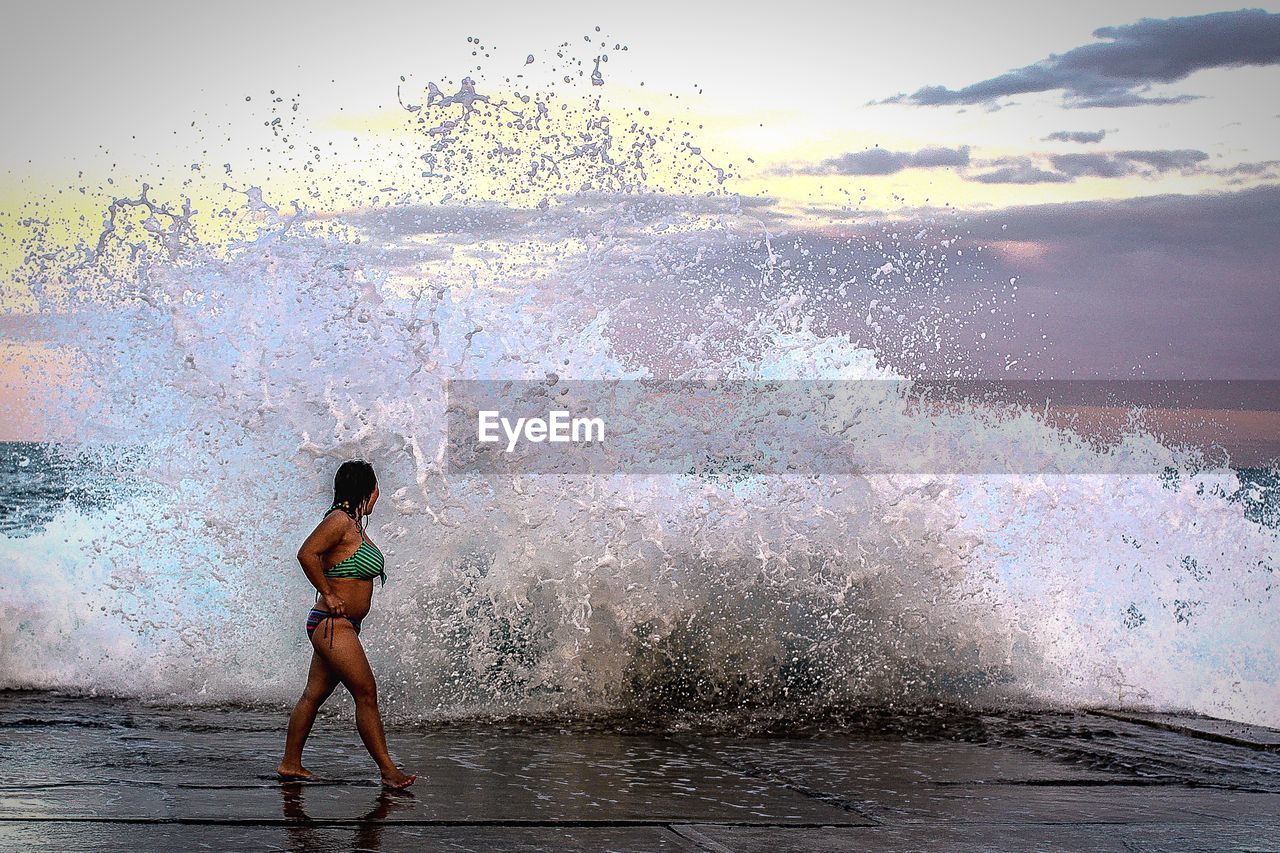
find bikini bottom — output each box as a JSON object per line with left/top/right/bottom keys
{"left": 305, "top": 607, "right": 362, "bottom": 647}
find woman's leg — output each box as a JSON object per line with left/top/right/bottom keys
{"left": 278, "top": 650, "right": 339, "bottom": 780}
{"left": 310, "top": 618, "right": 416, "bottom": 789}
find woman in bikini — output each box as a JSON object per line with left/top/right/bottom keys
{"left": 277, "top": 460, "right": 416, "bottom": 789}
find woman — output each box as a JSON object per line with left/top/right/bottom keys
{"left": 277, "top": 460, "right": 416, "bottom": 789}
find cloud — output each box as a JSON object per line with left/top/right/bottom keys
{"left": 970, "top": 158, "right": 1074, "bottom": 184}
{"left": 1044, "top": 130, "right": 1108, "bottom": 144}
{"left": 781, "top": 146, "right": 971, "bottom": 176}
{"left": 1216, "top": 160, "right": 1280, "bottom": 177}
{"left": 1203, "top": 159, "right": 1280, "bottom": 186}
{"left": 600, "top": 184, "right": 1280, "bottom": 379}
{"left": 785, "top": 144, "right": 1217, "bottom": 185}
{"left": 961, "top": 184, "right": 1280, "bottom": 250}
{"left": 971, "top": 149, "right": 1209, "bottom": 183}
{"left": 572, "top": 212, "right": 1016, "bottom": 381}
{"left": 875, "top": 9, "right": 1280, "bottom": 108}
{"left": 778, "top": 142, "right": 1228, "bottom": 187}
{"left": 347, "top": 203, "right": 532, "bottom": 240}
{"left": 1050, "top": 149, "right": 1208, "bottom": 178}
{"left": 954, "top": 185, "right": 1280, "bottom": 376}
{"left": 328, "top": 183, "right": 1280, "bottom": 380}
{"left": 345, "top": 192, "right": 787, "bottom": 244}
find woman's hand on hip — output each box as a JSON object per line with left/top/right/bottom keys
{"left": 322, "top": 593, "right": 346, "bottom": 616}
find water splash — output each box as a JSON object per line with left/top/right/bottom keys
{"left": 1, "top": 34, "right": 1275, "bottom": 728}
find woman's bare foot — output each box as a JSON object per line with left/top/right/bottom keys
{"left": 380, "top": 767, "right": 417, "bottom": 789}
{"left": 276, "top": 762, "right": 317, "bottom": 782}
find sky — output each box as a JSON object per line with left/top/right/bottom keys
{"left": 3, "top": 1, "right": 1277, "bottom": 195}
{"left": 1, "top": 0, "right": 1279, "bottom": 437}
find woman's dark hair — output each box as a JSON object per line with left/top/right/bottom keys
{"left": 333, "top": 460, "right": 377, "bottom": 514}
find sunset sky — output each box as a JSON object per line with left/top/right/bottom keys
{"left": 2, "top": 0, "right": 1279, "bottom": 438}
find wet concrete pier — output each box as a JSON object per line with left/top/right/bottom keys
{"left": 0, "top": 691, "right": 1276, "bottom": 851}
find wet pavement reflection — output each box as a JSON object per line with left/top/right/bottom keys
{"left": 1, "top": 691, "right": 1277, "bottom": 851}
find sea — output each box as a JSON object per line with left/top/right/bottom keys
{"left": 1, "top": 57, "right": 1277, "bottom": 733}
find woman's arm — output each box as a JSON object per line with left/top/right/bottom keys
{"left": 296, "top": 513, "right": 349, "bottom": 616}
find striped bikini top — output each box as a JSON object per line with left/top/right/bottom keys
{"left": 322, "top": 504, "right": 386, "bottom": 586}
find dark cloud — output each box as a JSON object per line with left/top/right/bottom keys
{"left": 971, "top": 149, "right": 1209, "bottom": 183}
{"left": 970, "top": 158, "right": 1073, "bottom": 184}
{"left": 334, "top": 184, "right": 1280, "bottom": 380}
{"left": 909, "top": 146, "right": 973, "bottom": 168}
{"left": 964, "top": 184, "right": 1280, "bottom": 252}
{"left": 1050, "top": 149, "right": 1208, "bottom": 178}
{"left": 348, "top": 203, "right": 531, "bottom": 240}
{"left": 600, "top": 184, "right": 1280, "bottom": 380}
{"left": 1216, "top": 160, "right": 1280, "bottom": 177}
{"left": 1045, "top": 130, "right": 1108, "bottom": 144}
{"left": 876, "top": 9, "right": 1280, "bottom": 108}
{"left": 1220, "top": 161, "right": 1280, "bottom": 186}
{"left": 577, "top": 214, "right": 1014, "bottom": 379}
{"left": 781, "top": 146, "right": 970, "bottom": 176}
{"left": 955, "top": 185, "right": 1280, "bottom": 377}
{"left": 345, "top": 192, "right": 787, "bottom": 243}
{"left": 1048, "top": 154, "right": 1130, "bottom": 179}
{"left": 784, "top": 141, "right": 1217, "bottom": 185}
